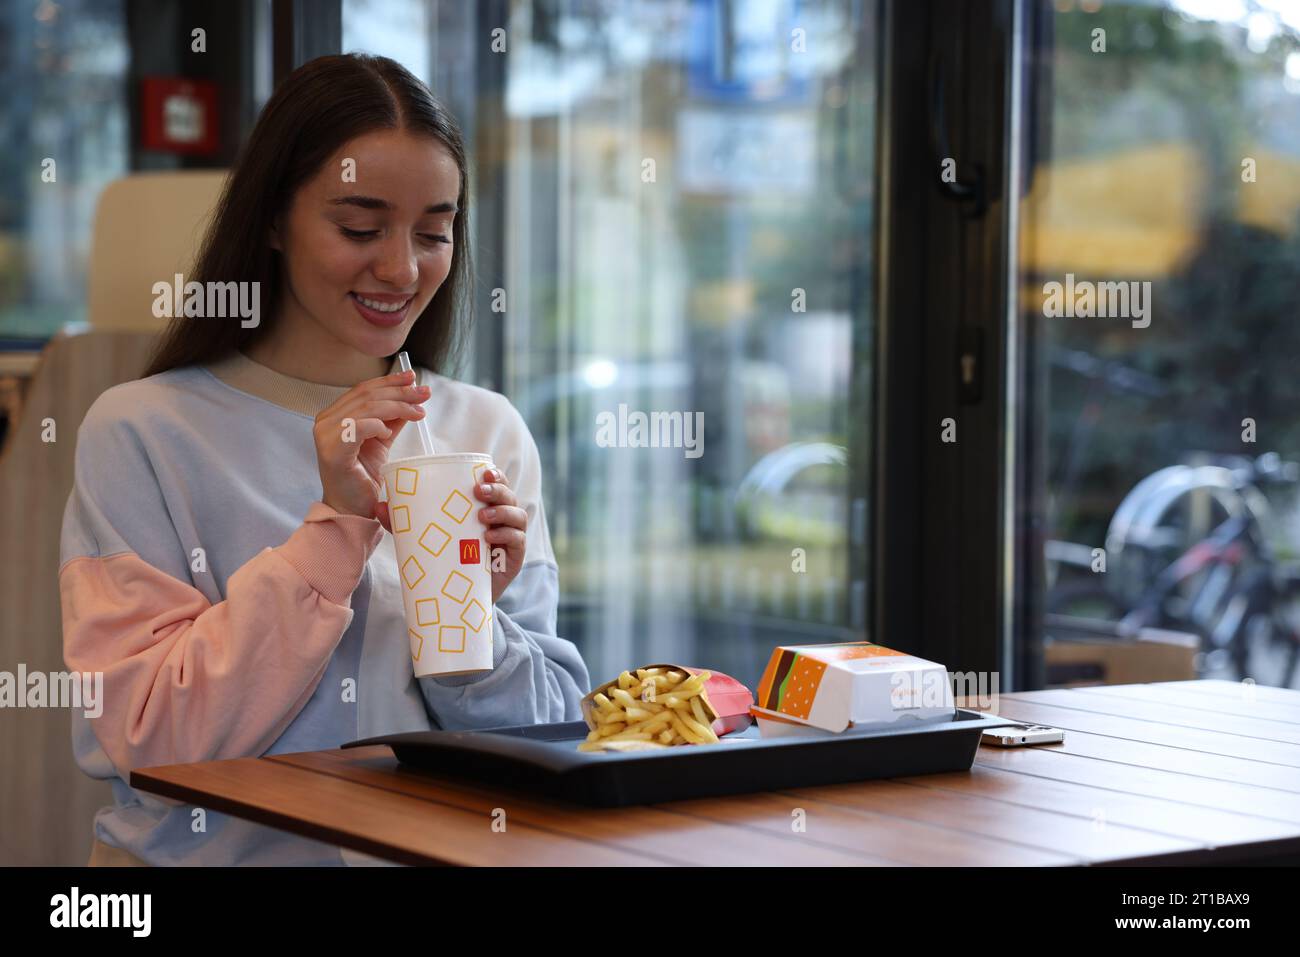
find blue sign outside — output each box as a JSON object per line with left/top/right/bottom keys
{"left": 686, "top": 0, "right": 813, "bottom": 105}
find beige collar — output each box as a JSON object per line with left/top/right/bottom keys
{"left": 204, "top": 349, "right": 405, "bottom": 417}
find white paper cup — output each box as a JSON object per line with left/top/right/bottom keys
{"left": 380, "top": 453, "right": 496, "bottom": 678}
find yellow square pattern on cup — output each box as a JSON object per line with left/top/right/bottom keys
{"left": 441, "top": 569, "right": 472, "bottom": 603}
{"left": 387, "top": 460, "right": 494, "bottom": 673}
{"left": 438, "top": 625, "right": 466, "bottom": 653}
{"left": 391, "top": 505, "right": 411, "bottom": 534}
{"left": 460, "top": 598, "right": 487, "bottom": 633}
{"left": 418, "top": 521, "right": 452, "bottom": 557}
{"left": 415, "top": 597, "right": 440, "bottom": 627}
{"left": 441, "top": 488, "right": 473, "bottom": 524}
{"left": 395, "top": 467, "right": 419, "bottom": 496}
{"left": 401, "top": 556, "right": 426, "bottom": 589}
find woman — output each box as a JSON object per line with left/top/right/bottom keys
{"left": 59, "top": 53, "right": 589, "bottom": 866}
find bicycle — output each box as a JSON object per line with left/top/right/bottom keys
{"left": 1048, "top": 453, "right": 1300, "bottom": 688}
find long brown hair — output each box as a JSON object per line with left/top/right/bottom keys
{"left": 142, "top": 53, "right": 472, "bottom": 379}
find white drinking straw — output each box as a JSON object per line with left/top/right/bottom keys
{"left": 397, "top": 351, "right": 434, "bottom": 455}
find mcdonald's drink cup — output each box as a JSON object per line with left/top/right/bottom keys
{"left": 380, "top": 453, "right": 496, "bottom": 678}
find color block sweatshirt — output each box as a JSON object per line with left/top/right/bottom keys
{"left": 58, "top": 348, "right": 590, "bottom": 865}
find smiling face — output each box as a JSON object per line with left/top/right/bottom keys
{"left": 269, "top": 127, "right": 460, "bottom": 362}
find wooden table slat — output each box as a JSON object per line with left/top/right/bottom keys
{"left": 1155, "top": 679, "right": 1300, "bottom": 707}
{"left": 766, "top": 775, "right": 1201, "bottom": 864}
{"left": 268, "top": 748, "right": 894, "bottom": 867}
{"left": 653, "top": 790, "right": 1079, "bottom": 866}
{"left": 1071, "top": 683, "right": 1300, "bottom": 727}
{"left": 1006, "top": 687, "right": 1300, "bottom": 745}
{"left": 974, "top": 743, "right": 1300, "bottom": 825}
{"left": 896, "top": 764, "right": 1298, "bottom": 848}
{"left": 976, "top": 699, "right": 1300, "bottom": 784}
{"left": 133, "top": 756, "right": 683, "bottom": 867}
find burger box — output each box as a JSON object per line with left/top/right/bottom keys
{"left": 751, "top": 641, "right": 956, "bottom": 737}
{"left": 580, "top": 664, "right": 755, "bottom": 738}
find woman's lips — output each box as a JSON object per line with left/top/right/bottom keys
{"left": 350, "top": 292, "right": 413, "bottom": 328}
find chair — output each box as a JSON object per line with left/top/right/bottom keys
{"left": 0, "top": 170, "right": 227, "bottom": 864}
{"left": 88, "top": 170, "right": 230, "bottom": 332}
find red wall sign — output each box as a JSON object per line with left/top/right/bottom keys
{"left": 140, "top": 77, "right": 219, "bottom": 155}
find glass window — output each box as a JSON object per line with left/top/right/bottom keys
{"left": 0, "top": 0, "right": 129, "bottom": 339}
{"left": 343, "top": 0, "right": 430, "bottom": 82}
{"left": 1020, "top": 0, "right": 1300, "bottom": 689}
{"left": 497, "top": 0, "right": 876, "bottom": 686}
{"left": 364, "top": 0, "right": 879, "bottom": 686}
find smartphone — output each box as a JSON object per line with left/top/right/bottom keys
{"left": 980, "top": 724, "right": 1064, "bottom": 747}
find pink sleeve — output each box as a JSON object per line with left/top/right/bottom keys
{"left": 60, "top": 502, "right": 384, "bottom": 774}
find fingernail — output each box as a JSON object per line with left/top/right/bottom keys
{"left": 480, "top": 483, "right": 491, "bottom": 495}
{"left": 482, "top": 507, "right": 497, "bottom": 520}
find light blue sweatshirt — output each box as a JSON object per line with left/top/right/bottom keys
{"left": 58, "top": 348, "right": 590, "bottom": 865}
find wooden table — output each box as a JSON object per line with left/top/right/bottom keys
{"left": 130, "top": 679, "right": 1300, "bottom": 865}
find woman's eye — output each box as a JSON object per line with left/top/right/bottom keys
{"left": 339, "top": 227, "right": 448, "bottom": 245}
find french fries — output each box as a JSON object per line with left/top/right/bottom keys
{"left": 578, "top": 668, "right": 720, "bottom": 752}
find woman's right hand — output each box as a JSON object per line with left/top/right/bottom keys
{"left": 314, "top": 368, "right": 430, "bottom": 533}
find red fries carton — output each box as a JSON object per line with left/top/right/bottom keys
{"left": 581, "top": 665, "right": 754, "bottom": 738}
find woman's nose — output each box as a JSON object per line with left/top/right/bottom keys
{"left": 372, "top": 235, "right": 418, "bottom": 288}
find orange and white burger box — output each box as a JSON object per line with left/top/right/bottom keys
{"left": 751, "top": 642, "right": 955, "bottom": 737}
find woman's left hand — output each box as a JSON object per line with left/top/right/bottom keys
{"left": 475, "top": 468, "right": 526, "bottom": 604}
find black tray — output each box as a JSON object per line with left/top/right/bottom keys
{"left": 343, "top": 710, "right": 1024, "bottom": 807}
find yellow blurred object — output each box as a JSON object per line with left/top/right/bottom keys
{"left": 1234, "top": 146, "right": 1300, "bottom": 236}
{"left": 1021, "top": 142, "right": 1300, "bottom": 293}
{"left": 1020, "top": 143, "right": 1203, "bottom": 279}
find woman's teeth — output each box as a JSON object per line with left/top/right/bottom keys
{"left": 353, "top": 294, "right": 410, "bottom": 313}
